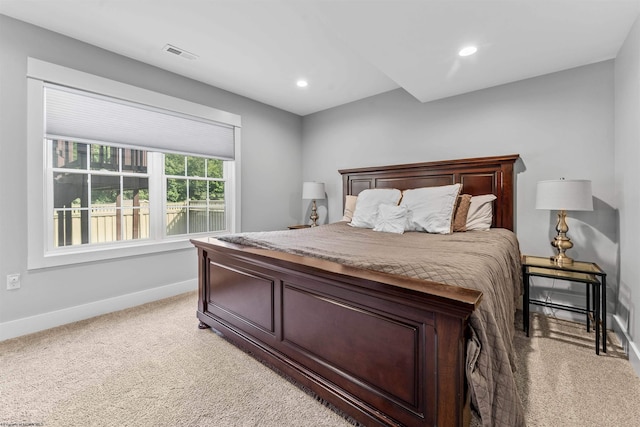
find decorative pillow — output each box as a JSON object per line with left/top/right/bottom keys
{"left": 401, "top": 184, "right": 461, "bottom": 234}
{"left": 342, "top": 195, "right": 358, "bottom": 222}
{"left": 466, "top": 194, "right": 497, "bottom": 231}
{"left": 373, "top": 204, "right": 407, "bottom": 234}
{"left": 349, "top": 188, "right": 402, "bottom": 229}
{"left": 453, "top": 194, "right": 472, "bottom": 232}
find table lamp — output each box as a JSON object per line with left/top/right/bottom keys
{"left": 302, "top": 182, "right": 325, "bottom": 227}
{"left": 535, "top": 179, "right": 593, "bottom": 265}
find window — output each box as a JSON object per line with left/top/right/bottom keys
{"left": 49, "top": 140, "right": 229, "bottom": 248}
{"left": 50, "top": 140, "right": 150, "bottom": 247}
{"left": 165, "top": 154, "right": 226, "bottom": 236}
{"left": 27, "top": 58, "right": 241, "bottom": 269}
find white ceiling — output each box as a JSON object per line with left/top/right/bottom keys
{"left": 1, "top": 0, "right": 639, "bottom": 116}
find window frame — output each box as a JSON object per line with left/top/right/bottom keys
{"left": 27, "top": 58, "right": 241, "bottom": 270}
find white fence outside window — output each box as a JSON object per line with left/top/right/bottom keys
{"left": 53, "top": 201, "right": 225, "bottom": 246}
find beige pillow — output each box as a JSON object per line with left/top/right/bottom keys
{"left": 466, "top": 194, "right": 497, "bottom": 231}
{"left": 342, "top": 195, "right": 358, "bottom": 222}
{"left": 453, "top": 194, "right": 472, "bottom": 232}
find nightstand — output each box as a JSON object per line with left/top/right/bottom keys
{"left": 522, "top": 255, "right": 607, "bottom": 354}
{"left": 287, "top": 224, "right": 312, "bottom": 230}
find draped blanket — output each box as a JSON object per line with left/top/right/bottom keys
{"left": 219, "top": 222, "right": 525, "bottom": 426}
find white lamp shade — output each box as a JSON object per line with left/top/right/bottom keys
{"left": 535, "top": 179, "right": 593, "bottom": 211}
{"left": 302, "top": 182, "right": 325, "bottom": 200}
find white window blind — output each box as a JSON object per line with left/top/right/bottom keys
{"left": 44, "top": 84, "right": 235, "bottom": 160}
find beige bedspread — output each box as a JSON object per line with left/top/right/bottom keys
{"left": 219, "top": 222, "right": 525, "bottom": 426}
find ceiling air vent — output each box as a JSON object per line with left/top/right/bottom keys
{"left": 162, "top": 44, "right": 198, "bottom": 60}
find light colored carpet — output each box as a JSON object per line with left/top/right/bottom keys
{"left": 1, "top": 291, "right": 639, "bottom": 426}
{"left": 514, "top": 311, "right": 640, "bottom": 427}
{"left": 0, "top": 292, "right": 350, "bottom": 427}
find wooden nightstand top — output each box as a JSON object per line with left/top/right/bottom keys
{"left": 288, "top": 224, "right": 312, "bottom": 230}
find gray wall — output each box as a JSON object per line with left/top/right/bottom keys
{"left": 0, "top": 15, "right": 302, "bottom": 332}
{"left": 615, "top": 14, "right": 640, "bottom": 372}
{"left": 302, "top": 61, "right": 617, "bottom": 325}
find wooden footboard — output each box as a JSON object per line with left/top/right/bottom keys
{"left": 193, "top": 237, "right": 482, "bottom": 427}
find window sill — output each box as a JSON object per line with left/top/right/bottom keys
{"left": 27, "top": 233, "right": 227, "bottom": 271}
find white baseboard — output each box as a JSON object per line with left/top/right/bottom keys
{"left": 612, "top": 314, "right": 640, "bottom": 377}
{"left": 0, "top": 279, "right": 197, "bottom": 342}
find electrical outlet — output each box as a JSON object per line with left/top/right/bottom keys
{"left": 6, "top": 274, "right": 20, "bottom": 290}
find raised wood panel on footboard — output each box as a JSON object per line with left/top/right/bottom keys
{"left": 280, "top": 280, "right": 436, "bottom": 422}
{"left": 283, "top": 284, "right": 422, "bottom": 400}
{"left": 207, "top": 261, "right": 275, "bottom": 334}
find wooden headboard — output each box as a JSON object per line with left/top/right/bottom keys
{"left": 339, "top": 154, "right": 519, "bottom": 231}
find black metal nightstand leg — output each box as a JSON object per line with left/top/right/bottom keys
{"left": 523, "top": 265, "right": 530, "bottom": 336}
{"left": 595, "top": 282, "right": 600, "bottom": 355}
{"left": 602, "top": 275, "right": 607, "bottom": 353}
{"left": 586, "top": 284, "right": 591, "bottom": 333}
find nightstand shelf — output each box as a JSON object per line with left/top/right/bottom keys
{"left": 522, "top": 255, "right": 607, "bottom": 354}
{"left": 287, "top": 224, "right": 311, "bottom": 230}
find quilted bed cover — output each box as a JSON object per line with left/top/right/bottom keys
{"left": 219, "top": 222, "right": 525, "bottom": 426}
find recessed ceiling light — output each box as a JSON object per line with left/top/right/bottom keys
{"left": 296, "top": 79, "right": 308, "bottom": 88}
{"left": 458, "top": 46, "right": 478, "bottom": 57}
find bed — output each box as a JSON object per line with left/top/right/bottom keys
{"left": 192, "top": 154, "right": 523, "bottom": 427}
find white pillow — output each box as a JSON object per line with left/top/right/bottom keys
{"left": 349, "top": 188, "right": 402, "bottom": 229}
{"left": 466, "top": 194, "right": 497, "bottom": 231}
{"left": 401, "top": 184, "right": 461, "bottom": 234}
{"left": 342, "top": 195, "right": 358, "bottom": 222}
{"left": 373, "top": 204, "right": 407, "bottom": 234}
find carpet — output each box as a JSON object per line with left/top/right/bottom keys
{"left": 1, "top": 291, "right": 639, "bottom": 426}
